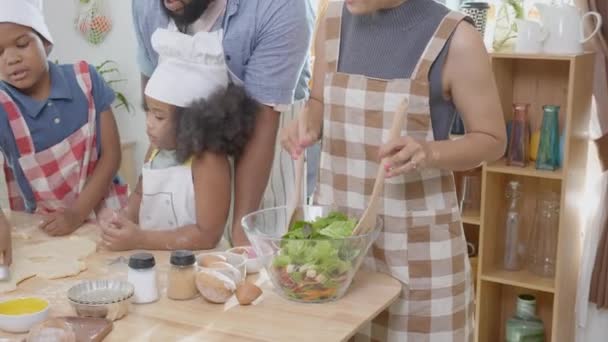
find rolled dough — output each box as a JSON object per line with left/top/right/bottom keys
{"left": 0, "top": 258, "right": 37, "bottom": 293}
{"left": 0, "top": 237, "right": 97, "bottom": 293}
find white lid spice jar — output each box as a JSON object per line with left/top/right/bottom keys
{"left": 167, "top": 250, "right": 198, "bottom": 300}
{"left": 127, "top": 252, "right": 159, "bottom": 304}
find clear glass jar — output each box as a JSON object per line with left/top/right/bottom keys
{"left": 527, "top": 192, "right": 559, "bottom": 278}
{"left": 127, "top": 252, "right": 159, "bottom": 304}
{"left": 167, "top": 250, "right": 198, "bottom": 300}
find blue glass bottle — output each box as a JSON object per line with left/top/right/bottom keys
{"left": 536, "top": 105, "right": 560, "bottom": 171}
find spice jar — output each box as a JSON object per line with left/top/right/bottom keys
{"left": 167, "top": 250, "right": 198, "bottom": 300}
{"left": 127, "top": 252, "right": 159, "bottom": 304}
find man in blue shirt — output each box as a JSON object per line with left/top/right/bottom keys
{"left": 132, "top": 0, "right": 314, "bottom": 246}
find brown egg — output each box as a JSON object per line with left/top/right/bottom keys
{"left": 195, "top": 270, "right": 236, "bottom": 304}
{"left": 236, "top": 282, "right": 263, "bottom": 305}
{"left": 198, "top": 254, "right": 227, "bottom": 268}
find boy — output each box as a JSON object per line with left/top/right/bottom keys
{"left": 0, "top": 0, "right": 126, "bottom": 237}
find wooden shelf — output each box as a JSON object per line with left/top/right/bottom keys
{"left": 476, "top": 53, "right": 595, "bottom": 342}
{"left": 461, "top": 212, "right": 481, "bottom": 225}
{"left": 485, "top": 159, "right": 563, "bottom": 180}
{"left": 490, "top": 52, "right": 594, "bottom": 61}
{"left": 481, "top": 268, "right": 555, "bottom": 294}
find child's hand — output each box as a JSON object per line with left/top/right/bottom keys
{"left": 0, "top": 216, "right": 12, "bottom": 266}
{"left": 100, "top": 215, "right": 142, "bottom": 251}
{"left": 39, "top": 208, "right": 84, "bottom": 236}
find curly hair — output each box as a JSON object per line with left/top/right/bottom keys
{"left": 175, "top": 84, "right": 259, "bottom": 163}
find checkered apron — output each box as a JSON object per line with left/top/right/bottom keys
{"left": 315, "top": 3, "right": 474, "bottom": 341}
{"left": 1, "top": 61, "right": 127, "bottom": 216}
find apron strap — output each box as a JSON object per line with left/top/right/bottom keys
{"left": 73, "top": 61, "right": 95, "bottom": 131}
{"left": 323, "top": 0, "right": 345, "bottom": 73}
{"left": 411, "top": 11, "right": 467, "bottom": 82}
{"left": 2, "top": 156, "right": 26, "bottom": 211}
{"left": 72, "top": 61, "right": 97, "bottom": 193}
{"left": 0, "top": 90, "right": 35, "bottom": 156}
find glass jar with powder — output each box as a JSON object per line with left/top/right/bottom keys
{"left": 167, "top": 250, "right": 198, "bottom": 300}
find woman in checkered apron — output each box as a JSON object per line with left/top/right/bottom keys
{"left": 282, "top": 0, "right": 506, "bottom": 341}
{"left": 0, "top": 0, "right": 127, "bottom": 237}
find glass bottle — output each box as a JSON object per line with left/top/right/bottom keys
{"left": 167, "top": 250, "right": 198, "bottom": 300}
{"left": 527, "top": 192, "right": 560, "bottom": 278}
{"left": 492, "top": 0, "right": 525, "bottom": 52}
{"left": 536, "top": 105, "right": 560, "bottom": 171}
{"left": 503, "top": 180, "right": 523, "bottom": 271}
{"left": 507, "top": 104, "right": 530, "bottom": 167}
{"left": 505, "top": 294, "right": 545, "bottom": 342}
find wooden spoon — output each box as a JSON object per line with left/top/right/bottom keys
{"left": 286, "top": 109, "right": 308, "bottom": 229}
{"left": 352, "top": 97, "right": 409, "bottom": 236}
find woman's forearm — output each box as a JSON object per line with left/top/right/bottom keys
{"left": 426, "top": 131, "right": 506, "bottom": 171}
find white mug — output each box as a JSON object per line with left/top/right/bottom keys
{"left": 515, "top": 20, "right": 547, "bottom": 54}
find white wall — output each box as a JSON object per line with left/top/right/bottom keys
{"left": 44, "top": 0, "right": 149, "bottom": 171}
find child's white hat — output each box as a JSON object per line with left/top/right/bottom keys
{"left": 0, "top": 0, "right": 54, "bottom": 46}
{"left": 144, "top": 28, "right": 229, "bottom": 108}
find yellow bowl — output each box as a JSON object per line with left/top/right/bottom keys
{"left": 0, "top": 297, "right": 50, "bottom": 333}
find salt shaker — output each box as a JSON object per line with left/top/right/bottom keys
{"left": 127, "top": 252, "right": 159, "bottom": 304}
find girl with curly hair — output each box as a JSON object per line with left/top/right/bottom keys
{"left": 100, "top": 28, "right": 257, "bottom": 251}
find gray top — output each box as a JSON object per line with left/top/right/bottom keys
{"left": 150, "top": 149, "right": 179, "bottom": 169}
{"left": 337, "top": 0, "right": 470, "bottom": 140}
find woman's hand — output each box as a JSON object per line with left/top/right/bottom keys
{"left": 280, "top": 112, "right": 322, "bottom": 160}
{"left": 100, "top": 215, "right": 142, "bottom": 251}
{"left": 378, "top": 137, "right": 435, "bottom": 178}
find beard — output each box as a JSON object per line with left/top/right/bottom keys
{"left": 162, "top": 0, "right": 213, "bottom": 30}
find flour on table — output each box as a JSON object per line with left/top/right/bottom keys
{"left": 0, "top": 237, "right": 97, "bottom": 293}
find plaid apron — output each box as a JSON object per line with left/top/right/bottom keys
{"left": 1, "top": 61, "right": 127, "bottom": 215}
{"left": 315, "top": 2, "right": 474, "bottom": 341}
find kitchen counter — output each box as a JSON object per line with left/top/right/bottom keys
{"left": 0, "top": 211, "right": 401, "bottom": 342}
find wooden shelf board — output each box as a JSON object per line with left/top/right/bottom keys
{"left": 485, "top": 159, "right": 563, "bottom": 180}
{"left": 461, "top": 212, "right": 481, "bottom": 226}
{"left": 489, "top": 52, "right": 593, "bottom": 61}
{"left": 481, "top": 269, "right": 555, "bottom": 294}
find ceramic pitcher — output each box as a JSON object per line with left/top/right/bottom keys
{"left": 515, "top": 19, "right": 548, "bottom": 54}
{"left": 536, "top": 1, "right": 602, "bottom": 54}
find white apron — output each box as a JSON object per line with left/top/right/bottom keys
{"left": 138, "top": 153, "right": 196, "bottom": 230}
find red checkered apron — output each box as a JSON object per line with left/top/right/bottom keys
{"left": 1, "top": 61, "right": 127, "bottom": 216}
{"left": 315, "top": 2, "right": 474, "bottom": 341}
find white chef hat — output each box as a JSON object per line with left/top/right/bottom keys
{"left": 144, "top": 28, "right": 229, "bottom": 108}
{"left": 0, "top": 0, "right": 54, "bottom": 46}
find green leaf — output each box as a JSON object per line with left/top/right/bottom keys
{"left": 273, "top": 254, "right": 291, "bottom": 267}
{"left": 319, "top": 220, "right": 356, "bottom": 239}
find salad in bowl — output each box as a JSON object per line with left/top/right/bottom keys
{"left": 242, "top": 206, "right": 381, "bottom": 303}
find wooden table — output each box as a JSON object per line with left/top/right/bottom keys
{"left": 0, "top": 211, "right": 401, "bottom": 342}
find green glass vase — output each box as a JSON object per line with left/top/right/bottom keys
{"left": 505, "top": 294, "right": 545, "bottom": 342}
{"left": 536, "top": 105, "right": 560, "bottom": 171}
